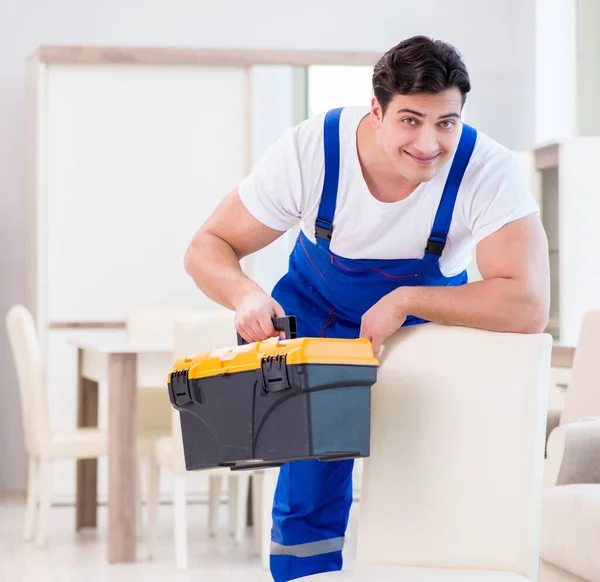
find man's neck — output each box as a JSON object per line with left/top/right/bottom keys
{"left": 356, "top": 115, "right": 420, "bottom": 203}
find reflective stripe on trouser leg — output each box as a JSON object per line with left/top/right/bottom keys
{"left": 271, "top": 536, "right": 345, "bottom": 558}
{"left": 270, "top": 550, "right": 345, "bottom": 582}
{"left": 269, "top": 459, "right": 354, "bottom": 582}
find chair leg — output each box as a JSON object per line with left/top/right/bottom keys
{"left": 233, "top": 473, "right": 249, "bottom": 545}
{"left": 252, "top": 472, "right": 263, "bottom": 556}
{"left": 146, "top": 455, "right": 161, "bottom": 559}
{"left": 260, "top": 470, "right": 277, "bottom": 570}
{"left": 33, "top": 460, "right": 52, "bottom": 548}
{"left": 23, "top": 457, "right": 39, "bottom": 542}
{"left": 208, "top": 475, "right": 221, "bottom": 537}
{"left": 173, "top": 474, "right": 188, "bottom": 569}
{"left": 228, "top": 476, "right": 238, "bottom": 536}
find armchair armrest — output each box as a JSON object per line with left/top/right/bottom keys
{"left": 545, "top": 416, "right": 600, "bottom": 488}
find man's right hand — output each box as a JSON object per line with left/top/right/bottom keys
{"left": 234, "top": 291, "right": 286, "bottom": 344}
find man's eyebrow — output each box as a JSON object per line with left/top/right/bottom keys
{"left": 396, "top": 108, "right": 460, "bottom": 120}
{"left": 396, "top": 108, "right": 424, "bottom": 117}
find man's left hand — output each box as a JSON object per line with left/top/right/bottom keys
{"left": 359, "top": 292, "right": 407, "bottom": 358}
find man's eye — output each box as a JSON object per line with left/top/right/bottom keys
{"left": 439, "top": 120, "right": 455, "bottom": 129}
{"left": 402, "top": 118, "right": 417, "bottom": 126}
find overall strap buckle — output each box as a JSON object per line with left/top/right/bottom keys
{"left": 315, "top": 218, "right": 333, "bottom": 241}
{"left": 425, "top": 234, "right": 447, "bottom": 256}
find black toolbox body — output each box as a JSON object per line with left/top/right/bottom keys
{"left": 167, "top": 316, "right": 378, "bottom": 471}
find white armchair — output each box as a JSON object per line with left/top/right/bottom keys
{"left": 540, "top": 416, "right": 600, "bottom": 582}
{"left": 538, "top": 311, "right": 600, "bottom": 581}
{"left": 544, "top": 310, "right": 600, "bottom": 482}
{"left": 301, "top": 322, "right": 551, "bottom": 581}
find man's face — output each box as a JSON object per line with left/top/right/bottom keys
{"left": 370, "top": 88, "right": 463, "bottom": 184}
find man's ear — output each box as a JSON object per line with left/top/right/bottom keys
{"left": 370, "top": 96, "right": 383, "bottom": 127}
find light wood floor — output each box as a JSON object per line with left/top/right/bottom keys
{"left": 0, "top": 494, "right": 359, "bottom": 582}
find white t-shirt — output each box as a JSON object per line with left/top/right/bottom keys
{"left": 238, "top": 106, "right": 539, "bottom": 277}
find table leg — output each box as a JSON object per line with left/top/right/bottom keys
{"left": 247, "top": 480, "right": 253, "bottom": 526}
{"left": 108, "top": 353, "right": 137, "bottom": 563}
{"left": 76, "top": 348, "right": 99, "bottom": 531}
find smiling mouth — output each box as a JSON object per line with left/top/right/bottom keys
{"left": 403, "top": 151, "right": 441, "bottom": 165}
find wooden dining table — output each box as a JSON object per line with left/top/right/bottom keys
{"left": 69, "top": 331, "right": 173, "bottom": 563}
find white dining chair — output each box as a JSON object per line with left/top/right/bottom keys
{"left": 5, "top": 305, "right": 157, "bottom": 546}
{"left": 125, "top": 306, "right": 201, "bottom": 532}
{"left": 144, "top": 309, "right": 268, "bottom": 569}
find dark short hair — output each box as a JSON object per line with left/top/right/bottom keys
{"left": 372, "top": 36, "right": 471, "bottom": 115}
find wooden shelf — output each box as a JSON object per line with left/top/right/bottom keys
{"left": 551, "top": 346, "right": 575, "bottom": 369}
{"left": 534, "top": 143, "right": 559, "bottom": 171}
{"left": 32, "top": 46, "right": 382, "bottom": 67}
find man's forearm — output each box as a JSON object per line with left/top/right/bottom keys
{"left": 183, "top": 233, "right": 264, "bottom": 310}
{"left": 393, "top": 278, "right": 549, "bottom": 334}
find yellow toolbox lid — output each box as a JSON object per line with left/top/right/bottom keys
{"left": 170, "top": 337, "right": 379, "bottom": 380}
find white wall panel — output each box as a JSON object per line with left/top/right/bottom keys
{"left": 44, "top": 65, "right": 250, "bottom": 322}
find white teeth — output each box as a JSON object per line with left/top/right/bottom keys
{"left": 405, "top": 151, "right": 438, "bottom": 162}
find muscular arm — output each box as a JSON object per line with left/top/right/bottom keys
{"left": 183, "top": 189, "right": 286, "bottom": 310}
{"left": 392, "top": 213, "right": 550, "bottom": 333}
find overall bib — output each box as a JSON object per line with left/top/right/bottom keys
{"left": 268, "top": 107, "right": 477, "bottom": 581}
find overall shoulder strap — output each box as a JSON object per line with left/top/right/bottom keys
{"left": 425, "top": 124, "right": 478, "bottom": 257}
{"left": 314, "top": 107, "right": 344, "bottom": 249}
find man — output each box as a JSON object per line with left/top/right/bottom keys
{"left": 184, "top": 36, "right": 550, "bottom": 581}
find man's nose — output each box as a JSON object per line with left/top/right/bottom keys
{"left": 412, "top": 127, "right": 438, "bottom": 156}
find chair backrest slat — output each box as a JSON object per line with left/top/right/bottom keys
{"left": 5, "top": 305, "right": 52, "bottom": 454}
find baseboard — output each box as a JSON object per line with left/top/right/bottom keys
{"left": 49, "top": 491, "right": 223, "bottom": 507}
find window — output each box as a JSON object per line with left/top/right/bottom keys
{"left": 307, "top": 65, "right": 373, "bottom": 117}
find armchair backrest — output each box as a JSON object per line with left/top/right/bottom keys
{"left": 356, "top": 323, "right": 551, "bottom": 579}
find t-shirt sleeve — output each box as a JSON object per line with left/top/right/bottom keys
{"left": 237, "top": 126, "right": 306, "bottom": 232}
{"left": 467, "top": 151, "right": 540, "bottom": 244}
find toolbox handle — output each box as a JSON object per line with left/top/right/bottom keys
{"left": 236, "top": 315, "right": 298, "bottom": 346}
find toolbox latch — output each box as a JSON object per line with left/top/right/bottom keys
{"left": 260, "top": 355, "right": 291, "bottom": 393}
{"left": 168, "top": 369, "right": 193, "bottom": 407}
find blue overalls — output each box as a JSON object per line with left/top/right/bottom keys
{"left": 268, "top": 107, "right": 477, "bottom": 581}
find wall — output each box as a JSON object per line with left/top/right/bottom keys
{"left": 577, "top": 0, "right": 600, "bottom": 136}
{"left": 0, "top": 0, "right": 537, "bottom": 491}
{"left": 248, "top": 66, "right": 305, "bottom": 294}
{"left": 535, "top": 0, "right": 578, "bottom": 144}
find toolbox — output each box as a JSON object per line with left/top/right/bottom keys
{"left": 167, "top": 316, "right": 379, "bottom": 471}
